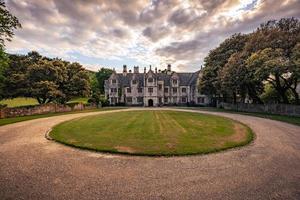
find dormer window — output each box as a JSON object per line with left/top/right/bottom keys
{"left": 148, "top": 78, "right": 153, "bottom": 83}
{"left": 112, "top": 79, "right": 116, "bottom": 84}
{"left": 172, "top": 79, "right": 177, "bottom": 84}
{"left": 132, "top": 80, "right": 137, "bottom": 84}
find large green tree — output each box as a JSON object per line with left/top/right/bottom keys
{"left": 219, "top": 52, "right": 263, "bottom": 104}
{"left": 95, "top": 68, "right": 113, "bottom": 94}
{"left": 0, "top": 47, "right": 8, "bottom": 99}
{"left": 246, "top": 47, "right": 299, "bottom": 104}
{"left": 0, "top": 0, "right": 21, "bottom": 47}
{"left": 3, "top": 51, "right": 91, "bottom": 104}
{"left": 3, "top": 54, "right": 30, "bottom": 98}
{"left": 58, "top": 62, "right": 90, "bottom": 103}
{"left": 27, "top": 58, "right": 65, "bottom": 104}
{"left": 199, "top": 17, "right": 300, "bottom": 104}
{"left": 198, "top": 33, "right": 249, "bottom": 101}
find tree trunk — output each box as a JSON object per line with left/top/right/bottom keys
{"left": 290, "top": 88, "right": 299, "bottom": 104}
{"left": 36, "top": 97, "right": 42, "bottom": 104}
{"left": 278, "top": 88, "right": 289, "bottom": 104}
{"left": 274, "top": 75, "right": 289, "bottom": 104}
{"left": 233, "top": 92, "right": 237, "bottom": 104}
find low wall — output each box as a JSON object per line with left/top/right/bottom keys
{"left": 219, "top": 103, "right": 300, "bottom": 117}
{"left": 0, "top": 103, "right": 96, "bottom": 119}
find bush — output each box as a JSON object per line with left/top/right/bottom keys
{"left": 100, "top": 98, "right": 109, "bottom": 107}
{"left": 0, "top": 104, "right": 7, "bottom": 109}
{"left": 115, "top": 102, "right": 125, "bottom": 106}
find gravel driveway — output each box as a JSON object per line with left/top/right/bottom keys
{"left": 0, "top": 108, "right": 299, "bottom": 200}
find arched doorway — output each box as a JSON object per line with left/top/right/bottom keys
{"left": 148, "top": 99, "right": 153, "bottom": 107}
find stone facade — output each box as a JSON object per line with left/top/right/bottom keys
{"left": 105, "top": 64, "right": 209, "bottom": 106}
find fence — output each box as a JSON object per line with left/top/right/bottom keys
{"left": 219, "top": 102, "right": 300, "bottom": 117}
{"left": 0, "top": 103, "right": 96, "bottom": 119}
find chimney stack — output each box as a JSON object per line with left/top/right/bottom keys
{"left": 155, "top": 67, "right": 157, "bottom": 73}
{"left": 123, "top": 64, "right": 127, "bottom": 76}
{"left": 167, "top": 64, "right": 172, "bottom": 75}
{"left": 144, "top": 67, "right": 146, "bottom": 73}
{"left": 134, "top": 66, "right": 139, "bottom": 73}
{"left": 167, "top": 64, "right": 171, "bottom": 72}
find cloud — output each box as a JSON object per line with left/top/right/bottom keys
{"left": 5, "top": 0, "right": 300, "bottom": 72}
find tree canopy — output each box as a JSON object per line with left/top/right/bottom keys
{"left": 199, "top": 18, "right": 300, "bottom": 104}
{"left": 2, "top": 51, "right": 91, "bottom": 104}
{"left": 0, "top": 0, "right": 21, "bottom": 48}
{"left": 95, "top": 68, "right": 113, "bottom": 94}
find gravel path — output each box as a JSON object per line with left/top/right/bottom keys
{"left": 0, "top": 108, "right": 299, "bottom": 200}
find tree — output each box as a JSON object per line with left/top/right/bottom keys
{"left": 28, "top": 59, "right": 65, "bottom": 103}
{"left": 0, "top": 47, "right": 8, "bottom": 100}
{"left": 89, "top": 71, "right": 99, "bottom": 93}
{"left": 199, "top": 17, "right": 300, "bottom": 105}
{"left": 95, "top": 68, "right": 113, "bottom": 94}
{"left": 3, "top": 54, "right": 30, "bottom": 98}
{"left": 0, "top": 0, "right": 21, "bottom": 47}
{"left": 59, "top": 62, "right": 90, "bottom": 103}
{"left": 220, "top": 52, "right": 263, "bottom": 104}
{"left": 31, "top": 81, "right": 63, "bottom": 104}
{"left": 199, "top": 33, "right": 249, "bottom": 100}
{"left": 246, "top": 48, "right": 296, "bottom": 104}
{"left": 244, "top": 18, "right": 300, "bottom": 104}
{"left": 290, "top": 43, "right": 300, "bottom": 104}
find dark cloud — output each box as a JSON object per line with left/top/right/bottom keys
{"left": 142, "top": 25, "right": 170, "bottom": 42}
{"left": 155, "top": 0, "right": 300, "bottom": 66}
{"left": 5, "top": 0, "right": 300, "bottom": 71}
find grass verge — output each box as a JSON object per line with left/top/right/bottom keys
{"left": 179, "top": 107, "right": 300, "bottom": 126}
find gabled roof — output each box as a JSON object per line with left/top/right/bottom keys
{"left": 110, "top": 71, "right": 200, "bottom": 87}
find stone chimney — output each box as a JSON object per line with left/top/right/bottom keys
{"left": 123, "top": 64, "right": 127, "bottom": 76}
{"left": 167, "top": 64, "right": 171, "bottom": 72}
{"left": 144, "top": 67, "right": 146, "bottom": 73}
{"left": 134, "top": 66, "right": 139, "bottom": 73}
{"left": 155, "top": 67, "right": 157, "bottom": 73}
{"left": 167, "top": 64, "right": 172, "bottom": 75}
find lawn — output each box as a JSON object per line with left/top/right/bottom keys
{"left": 0, "top": 97, "right": 90, "bottom": 107}
{"left": 180, "top": 107, "right": 300, "bottom": 126}
{"left": 0, "top": 97, "right": 39, "bottom": 107}
{"left": 0, "top": 107, "right": 126, "bottom": 127}
{"left": 50, "top": 110, "right": 253, "bottom": 156}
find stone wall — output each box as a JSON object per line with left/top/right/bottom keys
{"left": 0, "top": 103, "right": 96, "bottom": 119}
{"left": 219, "top": 103, "right": 300, "bottom": 117}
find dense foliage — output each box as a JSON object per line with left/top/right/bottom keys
{"left": 95, "top": 68, "right": 113, "bottom": 94}
{"left": 199, "top": 18, "right": 300, "bottom": 104}
{"left": 0, "top": 0, "right": 21, "bottom": 48}
{"left": 2, "top": 51, "right": 91, "bottom": 104}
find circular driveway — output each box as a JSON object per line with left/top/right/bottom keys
{"left": 0, "top": 108, "right": 299, "bottom": 200}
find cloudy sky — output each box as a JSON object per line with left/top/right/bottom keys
{"left": 5, "top": 0, "right": 300, "bottom": 72}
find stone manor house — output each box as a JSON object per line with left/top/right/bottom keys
{"left": 104, "top": 64, "right": 209, "bottom": 106}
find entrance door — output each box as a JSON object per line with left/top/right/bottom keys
{"left": 148, "top": 99, "right": 153, "bottom": 107}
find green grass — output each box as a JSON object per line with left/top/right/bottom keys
{"left": 0, "top": 97, "right": 39, "bottom": 107}
{"left": 0, "top": 97, "right": 90, "bottom": 108}
{"left": 67, "top": 97, "right": 89, "bottom": 104}
{"left": 180, "top": 107, "right": 300, "bottom": 126}
{"left": 0, "top": 107, "right": 126, "bottom": 127}
{"left": 50, "top": 110, "right": 253, "bottom": 156}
